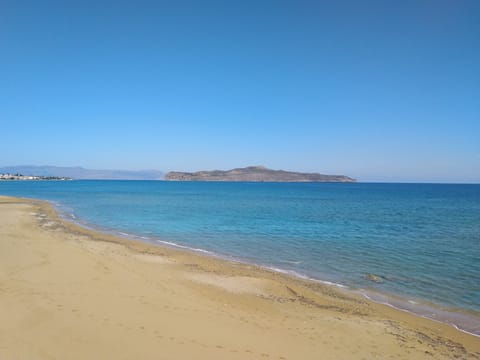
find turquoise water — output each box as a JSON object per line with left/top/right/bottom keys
{"left": 1, "top": 181, "right": 479, "bottom": 333}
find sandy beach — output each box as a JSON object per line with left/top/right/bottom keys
{"left": 0, "top": 195, "right": 478, "bottom": 359}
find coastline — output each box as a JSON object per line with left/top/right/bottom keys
{"left": 1, "top": 195, "right": 479, "bottom": 359}
{"left": 50, "top": 197, "right": 480, "bottom": 337}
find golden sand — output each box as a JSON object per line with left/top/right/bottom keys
{"left": 0, "top": 196, "right": 478, "bottom": 359}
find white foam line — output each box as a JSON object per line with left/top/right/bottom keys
{"left": 155, "top": 240, "right": 214, "bottom": 255}
{"left": 361, "top": 293, "right": 480, "bottom": 338}
{"left": 265, "top": 266, "right": 347, "bottom": 289}
{"left": 451, "top": 323, "right": 480, "bottom": 338}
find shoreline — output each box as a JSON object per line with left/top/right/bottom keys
{"left": 1, "top": 195, "right": 479, "bottom": 359}
{"left": 49, "top": 197, "right": 480, "bottom": 337}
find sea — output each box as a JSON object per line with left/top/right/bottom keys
{"left": 1, "top": 180, "right": 479, "bottom": 335}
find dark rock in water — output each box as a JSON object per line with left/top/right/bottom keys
{"left": 165, "top": 166, "right": 356, "bottom": 183}
{"left": 366, "top": 274, "right": 385, "bottom": 283}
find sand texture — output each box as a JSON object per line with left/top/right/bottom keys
{"left": 0, "top": 196, "right": 478, "bottom": 359}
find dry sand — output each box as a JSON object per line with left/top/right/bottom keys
{"left": 0, "top": 195, "right": 478, "bottom": 359}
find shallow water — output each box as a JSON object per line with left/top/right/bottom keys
{"left": 1, "top": 180, "right": 479, "bottom": 333}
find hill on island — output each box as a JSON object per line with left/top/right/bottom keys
{"left": 165, "top": 166, "right": 356, "bottom": 183}
{"left": 0, "top": 166, "right": 164, "bottom": 180}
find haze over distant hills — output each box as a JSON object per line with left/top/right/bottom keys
{"left": 166, "top": 166, "right": 356, "bottom": 182}
{"left": 0, "top": 166, "right": 164, "bottom": 180}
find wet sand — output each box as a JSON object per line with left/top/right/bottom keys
{"left": 0, "top": 195, "right": 478, "bottom": 359}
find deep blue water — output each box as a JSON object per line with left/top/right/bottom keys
{"left": 1, "top": 181, "right": 479, "bottom": 332}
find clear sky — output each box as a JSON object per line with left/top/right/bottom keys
{"left": 1, "top": 0, "right": 479, "bottom": 182}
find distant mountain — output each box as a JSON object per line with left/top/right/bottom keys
{"left": 165, "top": 166, "right": 356, "bottom": 183}
{"left": 0, "top": 166, "right": 164, "bottom": 180}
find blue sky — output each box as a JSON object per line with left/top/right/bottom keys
{"left": 1, "top": 0, "right": 479, "bottom": 182}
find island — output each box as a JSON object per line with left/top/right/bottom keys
{"left": 165, "top": 166, "right": 356, "bottom": 182}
